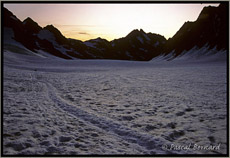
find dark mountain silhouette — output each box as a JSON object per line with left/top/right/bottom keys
{"left": 23, "top": 17, "right": 42, "bottom": 34}
{"left": 2, "top": 7, "right": 168, "bottom": 61}
{"left": 111, "top": 29, "right": 166, "bottom": 60}
{"left": 3, "top": 8, "right": 72, "bottom": 59}
{"left": 3, "top": 3, "right": 228, "bottom": 61}
{"left": 163, "top": 3, "right": 228, "bottom": 58}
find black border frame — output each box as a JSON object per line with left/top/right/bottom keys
{"left": 1, "top": 1, "right": 229, "bottom": 157}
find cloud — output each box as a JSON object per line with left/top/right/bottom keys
{"left": 78, "top": 32, "right": 90, "bottom": 35}
{"left": 54, "top": 24, "right": 104, "bottom": 28}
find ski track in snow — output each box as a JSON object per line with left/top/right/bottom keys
{"left": 3, "top": 51, "right": 227, "bottom": 155}
{"left": 43, "top": 79, "right": 182, "bottom": 154}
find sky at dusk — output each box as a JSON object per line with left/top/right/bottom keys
{"left": 4, "top": 3, "right": 219, "bottom": 41}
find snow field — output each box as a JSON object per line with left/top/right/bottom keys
{"left": 3, "top": 50, "right": 227, "bottom": 155}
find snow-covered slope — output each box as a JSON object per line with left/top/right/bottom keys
{"left": 3, "top": 27, "right": 47, "bottom": 58}
{"left": 155, "top": 44, "right": 227, "bottom": 62}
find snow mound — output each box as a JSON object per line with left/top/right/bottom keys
{"left": 151, "top": 45, "right": 226, "bottom": 63}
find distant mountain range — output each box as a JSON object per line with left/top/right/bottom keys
{"left": 3, "top": 3, "right": 228, "bottom": 61}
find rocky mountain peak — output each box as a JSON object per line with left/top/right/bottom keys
{"left": 43, "top": 24, "right": 68, "bottom": 45}
{"left": 23, "top": 17, "right": 42, "bottom": 34}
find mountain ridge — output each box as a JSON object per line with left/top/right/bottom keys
{"left": 3, "top": 3, "right": 228, "bottom": 61}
